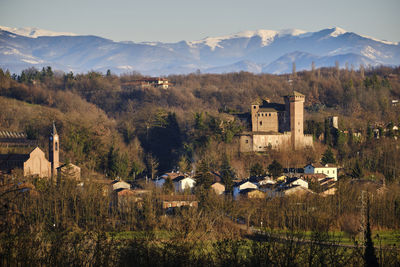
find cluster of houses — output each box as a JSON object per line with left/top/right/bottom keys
{"left": 106, "top": 162, "right": 339, "bottom": 210}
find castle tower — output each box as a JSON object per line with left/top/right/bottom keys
{"left": 49, "top": 122, "right": 60, "bottom": 177}
{"left": 251, "top": 104, "right": 260, "bottom": 131}
{"left": 285, "top": 91, "right": 305, "bottom": 150}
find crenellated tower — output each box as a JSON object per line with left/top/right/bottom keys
{"left": 284, "top": 91, "right": 305, "bottom": 150}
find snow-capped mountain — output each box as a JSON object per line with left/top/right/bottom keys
{"left": 0, "top": 26, "right": 77, "bottom": 38}
{"left": 0, "top": 26, "right": 398, "bottom": 75}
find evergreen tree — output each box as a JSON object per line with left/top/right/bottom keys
{"left": 249, "top": 163, "right": 264, "bottom": 177}
{"left": 163, "top": 177, "right": 174, "bottom": 194}
{"left": 107, "top": 146, "right": 129, "bottom": 179}
{"left": 321, "top": 147, "right": 336, "bottom": 165}
{"left": 195, "top": 159, "right": 213, "bottom": 190}
{"left": 324, "top": 119, "right": 332, "bottom": 146}
{"left": 351, "top": 160, "right": 363, "bottom": 179}
{"left": 366, "top": 123, "right": 373, "bottom": 141}
{"left": 267, "top": 160, "right": 283, "bottom": 179}
{"left": 220, "top": 154, "right": 235, "bottom": 193}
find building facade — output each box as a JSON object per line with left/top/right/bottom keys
{"left": 240, "top": 91, "right": 313, "bottom": 152}
{"left": 304, "top": 163, "right": 338, "bottom": 181}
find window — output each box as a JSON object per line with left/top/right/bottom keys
{"left": 260, "top": 121, "right": 262, "bottom": 126}
{"left": 245, "top": 140, "right": 249, "bottom": 144}
{"left": 253, "top": 106, "right": 257, "bottom": 109}
{"left": 55, "top": 142, "right": 58, "bottom": 151}
{"left": 269, "top": 113, "right": 271, "bottom": 116}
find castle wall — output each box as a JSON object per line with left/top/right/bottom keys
{"left": 239, "top": 133, "right": 292, "bottom": 152}
{"left": 252, "top": 111, "right": 279, "bottom": 132}
{"left": 252, "top": 133, "right": 291, "bottom": 151}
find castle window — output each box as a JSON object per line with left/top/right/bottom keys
{"left": 269, "top": 113, "right": 271, "bottom": 116}
{"left": 253, "top": 106, "right": 256, "bottom": 109}
{"left": 245, "top": 140, "right": 248, "bottom": 144}
{"left": 55, "top": 142, "right": 58, "bottom": 151}
{"left": 260, "top": 121, "right": 262, "bottom": 126}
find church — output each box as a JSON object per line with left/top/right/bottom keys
{"left": 0, "top": 123, "right": 80, "bottom": 179}
{"left": 239, "top": 91, "right": 313, "bottom": 152}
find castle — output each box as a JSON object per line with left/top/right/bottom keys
{"left": 240, "top": 91, "right": 313, "bottom": 152}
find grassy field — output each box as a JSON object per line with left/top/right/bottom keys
{"left": 257, "top": 229, "right": 400, "bottom": 247}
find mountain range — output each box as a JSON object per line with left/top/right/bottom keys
{"left": 0, "top": 26, "right": 399, "bottom": 75}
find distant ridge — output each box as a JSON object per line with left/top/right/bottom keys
{"left": 0, "top": 26, "right": 399, "bottom": 75}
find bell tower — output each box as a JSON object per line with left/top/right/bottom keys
{"left": 49, "top": 122, "right": 60, "bottom": 177}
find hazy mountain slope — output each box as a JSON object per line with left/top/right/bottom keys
{"left": 0, "top": 26, "right": 399, "bottom": 75}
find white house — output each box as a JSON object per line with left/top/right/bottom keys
{"left": 304, "top": 163, "right": 338, "bottom": 181}
{"left": 233, "top": 180, "right": 258, "bottom": 199}
{"left": 283, "top": 177, "right": 309, "bottom": 189}
{"left": 173, "top": 176, "right": 196, "bottom": 192}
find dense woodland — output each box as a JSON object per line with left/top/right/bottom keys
{"left": 1, "top": 66, "right": 400, "bottom": 265}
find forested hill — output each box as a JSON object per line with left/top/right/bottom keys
{"left": 0, "top": 66, "right": 399, "bottom": 181}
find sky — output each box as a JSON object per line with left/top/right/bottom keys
{"left": 0, "top": 0, "right": 399, "bottom": 43}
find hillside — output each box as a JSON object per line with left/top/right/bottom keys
{"left": 1, "top": 66, "right": 399, "bottom": 181}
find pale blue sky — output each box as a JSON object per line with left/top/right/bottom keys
{"left": 1, "top": 0, "right": 399, "bottom": 43}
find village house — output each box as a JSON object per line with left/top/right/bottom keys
{"left": 275, "top": 185, "right": 314, "bottom": 197}
{"left": 158, "top": 195, "right": 198, "bottom": 210}
{"left": 304, "top": 163, "right": 338, "bottom": 181}
{"left": 238, "top": 188, "right": 266, "bottom": 199}
{"left": 111, "top": 179, "right": 131, "bottom": 191}
{"left": 281, "top": 177, "right": 309, "bottom": 189}
{"left": 233, "top": 180, "right": 258, "bottom": 199}
{"left": 123, "top": 77, "right": 169, "bottom": 89}
{"left": 173, "top": 176, "right": 196, "bottom": 192}
{"left": 57, "top": 162, "right": 81, "bottom": 181}
{"left": 240, "top": 91, "right": 313, "bottom": 152}
{"left": 211, "top": 182, "right": 225, "bottom": 195}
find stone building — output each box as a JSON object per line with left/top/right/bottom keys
{"left": 0, "top": 122, "right": 80, "bottom": 180}
{"left": 240, "top": 91, "right": 313, "bottom": 152}
{"left": 0, "top": 147, "right": 51, "bottom": 177}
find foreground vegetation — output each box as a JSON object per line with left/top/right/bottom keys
{"left": 1, "top": 174, "right": 400, "bottom": 266}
